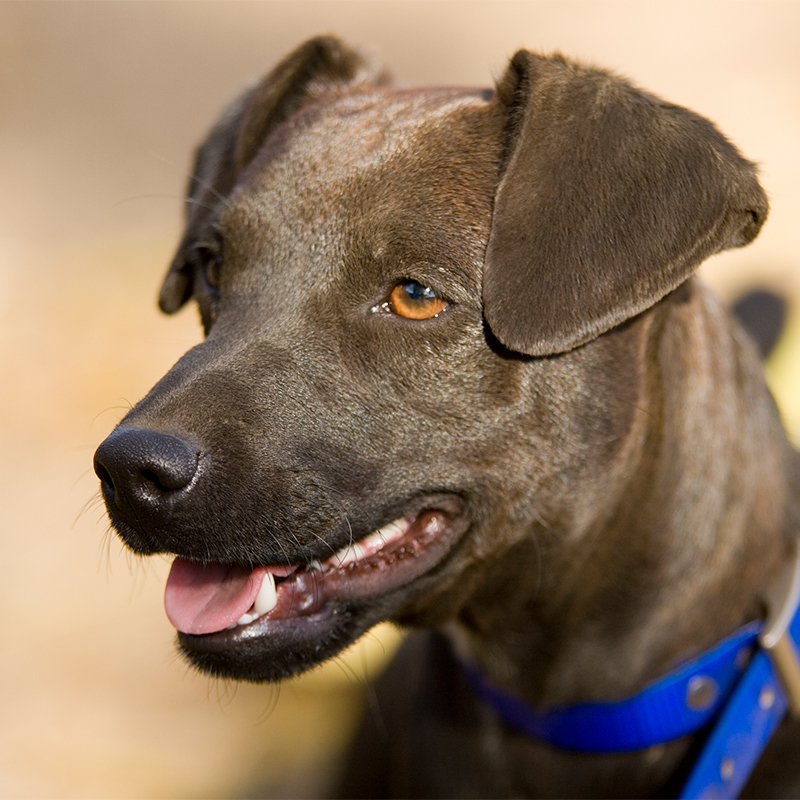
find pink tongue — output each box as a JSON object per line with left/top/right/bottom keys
{"left": 164, "top": 558, "right": 266, "bottom": 635}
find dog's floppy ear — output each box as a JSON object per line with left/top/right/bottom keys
{"left": 483, "top": 51, "right": 768, "bottom": 356}
{"left": 159, "top": 36, "right": 391, "bottom": 313}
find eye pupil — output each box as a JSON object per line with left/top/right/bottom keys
{"left": 404, "top": 282, "right": 435, "bottom": 302}
{"left": 388, "top": 280, "right": 449, "bottom": 320}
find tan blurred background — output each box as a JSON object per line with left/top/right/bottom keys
{"left": 1, "top": 2, "right": 799, "bottom": 797}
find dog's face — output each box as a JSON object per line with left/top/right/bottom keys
{"left": 94, "top": 38, "right": 767, "bottom": 683}
{"left": 98, "top": 84, "right": 561, "bottom": 681}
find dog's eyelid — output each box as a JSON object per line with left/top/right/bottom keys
{"left": 190, "top": 225, "right": 223, "bottom": 256}
{"left": 191, "top": 239, "right": 222, "bottom": 260}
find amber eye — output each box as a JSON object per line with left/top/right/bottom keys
{"left": 388, "top": 280, "right": 449, "bottom": 320}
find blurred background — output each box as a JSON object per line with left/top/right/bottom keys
{"left": 1, "top": 2, "right": 799, "bottom": 797}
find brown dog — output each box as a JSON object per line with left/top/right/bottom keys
{"left": 94, "top": 37, "right": 800, "bottom": 797}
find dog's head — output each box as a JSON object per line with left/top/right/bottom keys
{"left": 94, "top": 37, "right": 767, "bottom": 682}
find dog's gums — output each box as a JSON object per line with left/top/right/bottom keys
{"left": 165, "top": 503, "right": 468, "bottom": 681}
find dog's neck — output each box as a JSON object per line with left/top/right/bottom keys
{"left": 444, "top": 282, "right": 799, "bottom": 796}
{"left": 454, "top": 280, "right": 797, "bottom": 711}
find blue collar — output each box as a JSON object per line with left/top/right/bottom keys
{"left": 463, "top": 551, "right": 800, "bottom": 799}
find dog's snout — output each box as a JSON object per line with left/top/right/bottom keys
{"left": 94, "top": 428, "right": 200, "bottom": 523}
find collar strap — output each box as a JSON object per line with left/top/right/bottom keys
{"left": 463, "top": 622, "right": 761, "bottom": 752}
{"left": 462, "top": 550, "right": 800, "bottom": 799}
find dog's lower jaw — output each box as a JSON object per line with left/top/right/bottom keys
{"left": 177, "top": 603, "right": 364, "bottom": 683}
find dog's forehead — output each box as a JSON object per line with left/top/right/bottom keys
{"left": 259, "top": 86, "right": 494, "bottom": 174}
{"left": 222, "top": 87, "right": 499, "bottom": 244}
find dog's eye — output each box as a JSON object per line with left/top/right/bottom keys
{"left": 388, "top": 280, "right": 449, "bottom": 320}
{"left": 203, "top": 251, "right": 222, "bottom": 290}
{"left": 191, "top": 243, "right": 222, "bottom": 292}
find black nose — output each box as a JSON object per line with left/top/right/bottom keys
{"left": 94, "top": 427, "right": 200, "bottom": 529}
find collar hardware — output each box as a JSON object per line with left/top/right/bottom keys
{"left": 686, "top": 675, "right": 719, "bottom": 711}
{"left": 760, "top": 549, "right": 800, "bottom": 716}
{"left": 764, "top": 634, "right": 800, "bottom": 715}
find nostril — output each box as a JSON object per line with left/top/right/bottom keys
{"left": 94, "top": 427, "right": 201, "bottom": 514}
{"left": 94, "top": 461, "right": 116, "bottom": 499}
{"left": 141, "top": 467, "right": 184, "bottom": 493}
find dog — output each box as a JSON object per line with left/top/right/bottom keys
{"left": 94, "top": 37, "right": 800, "bottom": 797}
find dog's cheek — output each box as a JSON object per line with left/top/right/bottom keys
{"left": 390, "top": 326, "right": 651, "bottom": 628}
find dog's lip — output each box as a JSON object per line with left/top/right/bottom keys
{"left": 173, "top": 495, "right": 468, "bottom": 662}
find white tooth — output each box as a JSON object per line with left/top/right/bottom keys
{"left": 362, "top": 530, "right": 388, "bottom": 550}
{"left": 384, "top": 520, "right": 404, "bottom": 534}
{"left": 334, "top": 542, "right": 366, "bottom": 567}
{"left": 365, "top": 519, "right": 407, "bottom": 549}
{"left": 253, "top": 572, "right": 278, "bottom": 616}
{"left": 236, "top": 612, "right": 256, "bottom": 626}
{"left": 333, "top": 546, "right": 352, "bottom": 566}
{"left": 382, "top": 519, "right": 408, "bottom": 540}
{"left": 308, "top": 560, "right": 324, "bottom": 572}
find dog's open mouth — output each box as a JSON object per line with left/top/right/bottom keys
{"left": 164, "top": 499, "right": 467, "bottom": 682}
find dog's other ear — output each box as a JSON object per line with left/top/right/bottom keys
{"left": 483, "top": 51, "right": 768, "bottom": 356}
{"left": 159, "top": 36, "right": 391, "bottom": 313}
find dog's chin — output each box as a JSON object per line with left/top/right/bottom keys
{"left": 171, "top": 497, "right": 469, "bottom": 683}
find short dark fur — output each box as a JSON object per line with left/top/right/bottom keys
{"left": 94, "top": 37, "right": 800, "bottom": 797}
